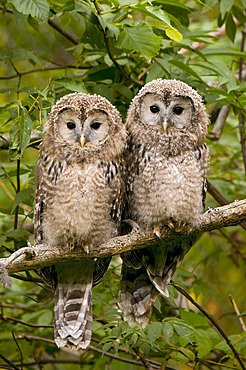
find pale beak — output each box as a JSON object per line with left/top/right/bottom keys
{"left": 163, "top": 117, "right": 168, "bottom": 133}
{"left": 80, "top": 133, "right": 86, "bottom": 147}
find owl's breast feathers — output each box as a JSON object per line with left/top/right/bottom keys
{"left": 36, "top": 156, "right": 124, "bottom": 249}
{"left": 127, "top": 138, "right": 209, "bottom": 229}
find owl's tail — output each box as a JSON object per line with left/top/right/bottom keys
{"left": 119, "top": 265, "right": 158, "bottom": 328}
{"left": 54, "top": 281, "right": 93, "bottom": 350}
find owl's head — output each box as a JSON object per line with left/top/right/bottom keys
{"left": 127, "top": 79, "right": 209, "bottom": 147}
{"left": 43, "top": 93, "right": 126, "bottom": 159}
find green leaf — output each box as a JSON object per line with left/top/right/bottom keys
{"left": 19, "top": 106, "right": 33, "bottom": 154}
{"left": 181, "top": 310, "right": 209, "bottom": 328}
{"left": 116, "top": 23, "right": 162, "bottom": 60}
{"left": 53, "top": 77, "right": 88, "bottom": 93}
{"left": 0, "top": 234, "right": 7, "bottom": 246}
{"left": 11, "top": 188, "right": 34, "bottom": 213}
{"left": 225, "top": 12, "right": 236, "bottom": 42}
{"left": 6, "top": 229, "right": 30, "bottom": 242}
{"left": 179, "top": 347, "right": 196, "bottom": 361}
{"left": 220, "top": 0, "right": 234, "bottom": 19}
{"left": 145, "top": 6, "right": 171, "bottom": 27}
{"left": 162, "top": 322, "right": 174, "bottom": 343}
{"left": 9, "top": 0, "right": 49, "bottom": 21}
{"left": 102, "top": 342, "right": 112, "bottom": 352}
{"left": 9, "top": 104, "right": 33, "bottom": 160}
{"left": 37, "top": 310, "right": 53, "bottom": 325}
{"left": 165, "top": 27, "right": 183, "bottom": 42}
{"left": 147, "top": 322, "right": 162, "bottom": 345}
{"left": 196, "top": 329, "right": 213, "bottom": 358}
{"left": 171, "top": 348, "right": 193, "bottom": 363}
{"left": 169, "top": 59, "right": 203, "bottom": 81}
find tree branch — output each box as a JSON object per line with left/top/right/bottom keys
{"left": 172, "top": 283, "right": 246, "bottom": 370}
{"left": 0, "top": 200, "right": 245, "bottom": 283}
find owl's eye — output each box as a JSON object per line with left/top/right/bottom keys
{"left": 150, "top": 105, "right": 160, "bottom": 114}
{"left": 91, "top": 121, "right": 102, "bottom": 130}
{"left": 173, "top": 106, "right": 184, "bottom": 115}
{"left": 67, "top": 122, "right": 76, "bottom": 130}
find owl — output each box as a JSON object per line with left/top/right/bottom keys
{"left": 119, "top": 79, "right": 210, "bottom": 328}
{"left": 34, "top": 93, "right": 126, "bottom": 349}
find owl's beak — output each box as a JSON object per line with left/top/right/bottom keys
{"left": 80, "top": 134, "right": 86, "bottom": 147}
{"left": 163, "top": 117, "right": 168, "bottom": 133}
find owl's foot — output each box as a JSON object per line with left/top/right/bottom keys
{"left": 153, "top": 223, "right": 162, "bottom": 239}
{"left": 124, "top": 219, "right": 141, "bottom": 231}
{"left": 154, "top": 219, "right": 180, "bottom": 238}
{"left": 82, "top": 244, "right": 90, "bottom": 255}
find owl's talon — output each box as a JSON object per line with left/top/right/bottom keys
{"left": 124, "top": 219, "right": 141, "bottom": 231}
{"left": 167, "top": 220, "right": 175, "bottom": 229}
{"left": 154, "top": 224, "right": 162, "bottom": 239}
{"left": 174, "top": 225, "right": 183, "bottom": 233}
{"left": 83, "top": 244, "right": 90, "bottom": 255}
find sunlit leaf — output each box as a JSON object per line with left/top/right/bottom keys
{"left": 166, "top": 27, "right": 183, "bottom": 42}
{"left": 116, "top": 23, "right": 162, "bottom": 60}
{"left": 9, "top": 0, "right": 49, "bottom": 21}
{"left": 53, "top": 78, "right": 88, "bottom": 93}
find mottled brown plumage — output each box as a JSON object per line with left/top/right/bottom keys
{"left": 119, "top": 79, "right": 210, "bottom": 328}
{"left": 34, "top": 93, "right": 126, "bottom": 349}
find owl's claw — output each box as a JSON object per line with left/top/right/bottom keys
{"left": 83, "top": 244, "right": 90, "bottom": 255}
{"left": 153, "top": 224, "right": 162, "bottom": 239}
{"left": 124, "top": 219, "right": 141, "bottom": 231}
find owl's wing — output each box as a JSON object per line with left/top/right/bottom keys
{"left": 196, "top": 143, "right": 209, "bottom": 208}
{"left": 34, "top": 151, "right": 65, "bottom": 287}
{"left": 34, "top": 160, "right": 45, "bottom": 246}
{"left": 93, "top": 160, "right": 125, "bottom": 287}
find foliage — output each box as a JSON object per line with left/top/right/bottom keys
{"left": 0, "top": 0, "right": 246, "bottom": 369}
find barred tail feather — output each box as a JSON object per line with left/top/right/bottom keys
{"left": 119, "top": 265, "right": 158, "bottom": 328}
{"left": 54, "top": 281, "right": 93, "bottom": 350}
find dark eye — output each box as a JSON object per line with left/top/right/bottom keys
{"left": 91, "top": 121, "right": 102, "bottom": 130}
{"left": 173, "top": 106, "right": 184, "bottom": 115}
{"left": 150, "top": 105, "right": 160, "bottom": 114}
{"left": 67, "top": 122, "right": 76, "bottom": 130}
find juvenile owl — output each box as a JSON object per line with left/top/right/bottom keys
{"left": 119, "top": 79, "right": 210, "bottom": 328}
{"left": 34, "top": 93, "right": 126, "bottom": 349}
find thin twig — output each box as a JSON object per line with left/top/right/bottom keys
{"left": 48, "top": 18, "right": 79, "bottom": 45}
{"left": 229, "top": 295, "right": 246, "bottom": 332}
{"left": 0, "top": 315, "right": 53, "bottom": 329}
{"left": 238, "top": 23, "right": 246, "bottom": 174}
{"left": 92, "top": 0, "right": 143, "bottom": 86}
{"left": 0, "top": 65, "right": 89, "bottom": 80}
{"left": 134, "top": 348, "right": 162, "bottom": 370}
{"left": 13, "top": 158, "right": 21, "bottom": 244}
{"left": 0, "top": 354, "right": 20, "bottom": 370}
{"left": 172, "top": 283, "right": 246, "bottom": 370}
{"left": 12, "top": 332, "right": 23, "bottom": 370}
{"left": 17, "top": 334, "right": 144, "bottom": 366}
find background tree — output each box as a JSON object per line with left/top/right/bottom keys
{"left": 0, "top": 0, "right": 245, "bottom": 369}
